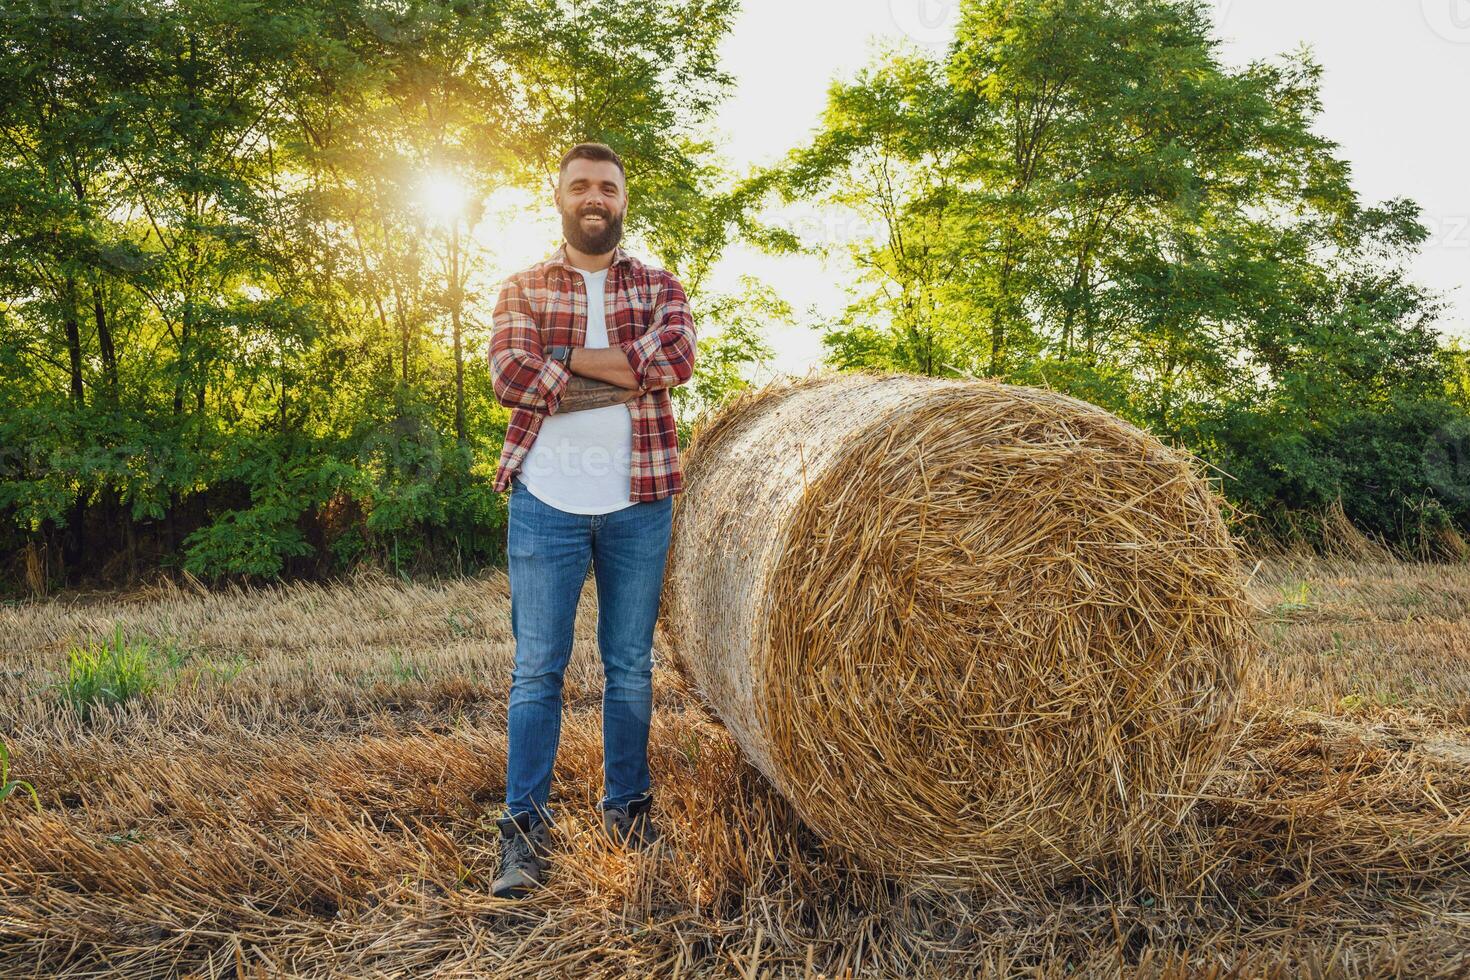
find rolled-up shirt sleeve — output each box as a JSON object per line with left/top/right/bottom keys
{"left": 620, "top": 274, "right": 696, "bottom": 391}
{"left": 488, "top": 277, "right": 573, "bottom": 415}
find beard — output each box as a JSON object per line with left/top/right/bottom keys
{"left": 562, "top": 203, "right": 624, "bottom": 254}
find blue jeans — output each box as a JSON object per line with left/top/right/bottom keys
{"left": 502, "top": 472, "right": 674, "bottom": 828}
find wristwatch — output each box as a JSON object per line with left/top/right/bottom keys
{"left": 547, "top": 345, "right": 574, "bottom": 369}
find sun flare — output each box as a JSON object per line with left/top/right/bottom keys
{"left": 414, "top": 170, "right": 471, "bottom": 228}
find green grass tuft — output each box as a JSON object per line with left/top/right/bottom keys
{"left": 59, "top": 624, "right": 171, "bottom": 721}
{"left": 0, "top": 735, "right": 41, "bottom": 813}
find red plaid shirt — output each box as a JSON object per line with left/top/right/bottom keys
{"left": 487, "top": 242, "right": 696, "bottom": 501}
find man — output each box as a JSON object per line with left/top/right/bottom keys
{"left": 484, "top": 142, "right": 696, "bottom": 899}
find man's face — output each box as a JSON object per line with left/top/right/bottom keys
{"left": 555, "top": 157, "right": 627, "bottom": 255}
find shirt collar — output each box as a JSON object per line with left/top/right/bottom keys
{"left": 545, "top": 241, "right": 636, "bottom": 274}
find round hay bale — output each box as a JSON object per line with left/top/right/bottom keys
{"left": 657, "top": 369, "right": 1251, "bottom": 888}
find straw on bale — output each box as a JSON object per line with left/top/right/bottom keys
{"left": 657, "top": 370, "right": 1252, "bottom": 889}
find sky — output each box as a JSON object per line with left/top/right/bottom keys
{"left": 481, "top": 1, "right": 1470, "bottom": 380}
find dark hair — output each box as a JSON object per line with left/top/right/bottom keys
{"left": 558, "top": 142, "right": 625, "bottom": 185}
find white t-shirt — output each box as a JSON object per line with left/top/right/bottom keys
{"left": 517, "top": 266, "right": 636, "bottom": 514}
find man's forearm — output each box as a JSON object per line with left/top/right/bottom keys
{"left": 568, "top": 347, "right": 641, "bottom": 389}
{"left": 557, "top": 375, "right": 642, "bottom": 413}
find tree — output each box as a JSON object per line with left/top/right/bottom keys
{"left": 0, "top": 0, "right": 746, "bottom": 591}
{"left": 737, "top": 0, "right": 1463, "bottom": 548}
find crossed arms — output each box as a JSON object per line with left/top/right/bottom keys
{"left": 488, "top": 274, "right": 697, "bottom": 415}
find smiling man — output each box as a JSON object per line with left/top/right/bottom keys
{"left": 485, "top": 142, "right": 696, "bottom": 899}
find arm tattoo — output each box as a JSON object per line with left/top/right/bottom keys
{"left": 556, "top": 375, "right": 641, "bottom": 414}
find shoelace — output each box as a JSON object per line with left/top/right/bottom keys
{"left": 502, "top": 830, "right": 542, "bottom": 869}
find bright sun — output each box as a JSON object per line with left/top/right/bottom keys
{"left": 415, "top": 170, "right": 471, "bottom": 228}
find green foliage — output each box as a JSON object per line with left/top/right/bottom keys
{"left": 742, "top": 0, "right": 1470, "bottom": 551}
{"left": 0, "top": 0, "right": 744, "bottom": 591}
{"left": 1190, "top": 391, "right": 1470, "bottom": 548}
{"left": 182, "top": 434, "right": 352, "bottom": 580}
{"left": 0, "top": 736, "right": 42, "bottom": 814}
{"left": 671, "top": 276, "right": 780, "bottom": 443}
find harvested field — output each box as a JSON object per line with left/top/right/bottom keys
{"left": 1, "top": 556, "right": 1468, "bottom": 977}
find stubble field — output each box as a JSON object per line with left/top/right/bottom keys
{"left": 1, "top": 556, "right": 1468, "bottom": 977}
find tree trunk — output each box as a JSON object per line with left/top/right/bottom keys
{"left": 64, "top": 276, "right": 85, "bottom": 406}
{"left": 62, "top": 277, "right": 87, "bottom": 576}
{"left": 451, "top": 224, "right": 467, "bottom": 445}
{"left": 93, "top": 284, "right": 119, "bottom": 396}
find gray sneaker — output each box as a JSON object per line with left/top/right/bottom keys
{"left": 491, "top": 811, "right": 552, "bottom": 899}
{"left": 601, "top": 793, "right": 662, "bottom": 850}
